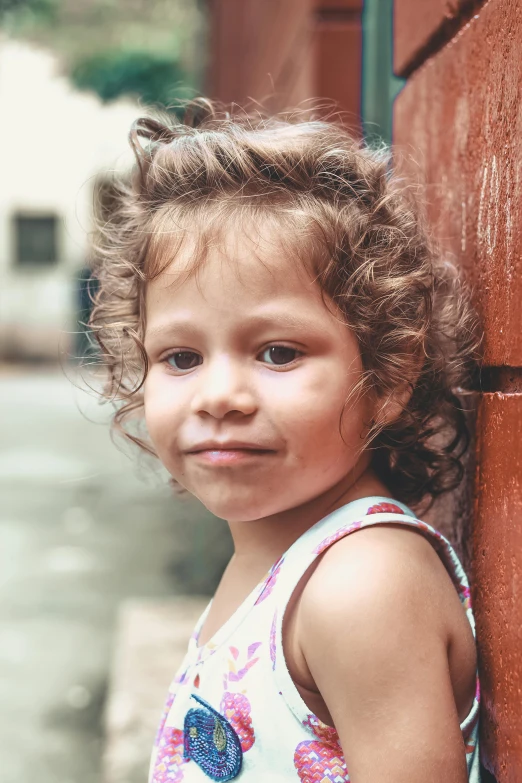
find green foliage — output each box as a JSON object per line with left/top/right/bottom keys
{"left": 0, "top": 0, "right": 56, "bottom": 22}
{"left": 0, "top": 0, "right": 31, "bottom": 11}
{"left": 71, "top": 49, "right": 191, "bottom": 106}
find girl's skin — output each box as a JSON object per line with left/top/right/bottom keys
{"left": 143, "top": 220, "right": 477, "bottom": 782}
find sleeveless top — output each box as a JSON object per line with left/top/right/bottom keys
{"left": 149, "top": 496, "right": 481, "bottom": 782}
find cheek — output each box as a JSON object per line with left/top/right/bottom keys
{"left": 269, "top": 370, "right": 364, "bottom": 459}
{"left": 143, "top": 372, "right": 183, "bottom": 458}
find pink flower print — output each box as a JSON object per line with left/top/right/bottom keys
{"left": 302, "top": 714, "right": 342, "bottom": 745}
{"left": 220, "top": 692, "right": 255, "bottom": 752}
{"left": 457, "top": 582, "right": 472, "bottom": 609}
{"left": 247, "top": 641, "right": 262, "bottom": 658}
{"left": 413, "top": 519, "right": 434, "bottom": 535}
{"left": 270, "top": 611, "right": 277, "bottom": 670}
{"left": 255, "top": 557, "right": 284, "bottom": 604}
{"left": 366, "top": 502, "right": 405, "bottom": 515}
{"left": 174, "top": 668, "right": 189, "bottom": 686}
{"left": 294, "top": 715, "right": 348, "bottom": 782}
{"left": 152, "top": 727, "right": 186, "bottom": 783}
{"left": 313, "top": 522, "right": 362, "bottom": 555}
{"left": 154, "top": 691, "right": 176, "bottom": 747}
{"left": 223, "top": 642, "right": 262, "bottom": 688}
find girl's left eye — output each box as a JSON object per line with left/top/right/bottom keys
{"left": 259, "top": 346, "right": 301, "bottom": 366}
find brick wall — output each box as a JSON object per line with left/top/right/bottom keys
{"left": 207, "top": 0, "right": 363, "bottom": 133}
{"left": 393, "top": 1, "right": 522, "bottom": 780}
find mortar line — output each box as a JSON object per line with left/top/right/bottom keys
{"left": 397, "top": 0, "right": 488, "bottom": 78}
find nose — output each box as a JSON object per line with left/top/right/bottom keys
{"left": 190, "top": 355, "right": 257, "bottom": 420}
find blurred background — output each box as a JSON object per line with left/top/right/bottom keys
{"left": 0, "top": 2, "right": 399, "bottom": 782}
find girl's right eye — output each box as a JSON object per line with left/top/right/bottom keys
{"left": 165, "top": 351, "right": 202, "bottom": 371}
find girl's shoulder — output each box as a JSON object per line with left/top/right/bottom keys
{"left": 298, "top": 520, "right": 454, "bottom": 643}
{"left": 296, "top": 503, "right": 477, "bottom": 651}
{"left": 289, "top": 515, "right": 477, "bottom": 729}
{"left": 285, "top": 517, "right": 479, "bottom": 780}
{"left": 277, "top": 496, "right": 472, "bottom": 634}
{"left": 315, "top": 517, "right": 451, "bottom": 580}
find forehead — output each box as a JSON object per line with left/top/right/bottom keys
{"left": 145, "top": 208, "right": 328, "bottom": 313}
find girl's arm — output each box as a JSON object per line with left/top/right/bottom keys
{"left": 298, "top": 526, "right": 470, "bottom": 783}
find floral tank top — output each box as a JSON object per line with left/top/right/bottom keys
{"left": 149, "top": 496, "right": 481, "bottom": 782}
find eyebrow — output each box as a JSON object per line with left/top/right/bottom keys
{"left": 144, "top": 310, "right": 328, "bottom": 341}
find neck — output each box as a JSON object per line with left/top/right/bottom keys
{"left": 227, "top": 462, "right": 391, "bottom": 567}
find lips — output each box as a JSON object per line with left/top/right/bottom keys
{"left": 183, "top": 441, "right": 276, "bottom": 467}
{"left": 185, "top": 446, "right": 275, "bottom": 467}
{"left": 185, "top": 441, "right": 274, "bottom": 453}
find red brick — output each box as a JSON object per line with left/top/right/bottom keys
{"left": 473, "top": 393, "right": 522, "bottom": 780}
{"left": 207, "top": 0, "right": 246, "bottom": 102}
{"left": 208, "top": 0, "right": 362, "bottom": 121}
{"left": 394, "top": 0, "right": 476, "bottom": 76}
{"left": 315, "top": 20, "right": 362, "bottom": 133}
{"left": 207, "top": 0, "right": 312, "bottom": 109}
{"left": 393, "top": 0, "right": 522, "bottom": 368}
{"left": 314, "top": 0, "right": 362, "bottom": 10}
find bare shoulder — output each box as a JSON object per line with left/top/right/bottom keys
{"left": 297, "top": 522, "right": 478, "bottom": 694}
{"left": 300, "top": 523, "right": 454, "bottom": 635}
{"left": 297, "top": 522, "right": 477, "bottom": 723}
{"left": 296, "top": 525, "right": 476, "bottom": 780}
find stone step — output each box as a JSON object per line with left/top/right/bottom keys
{"left": 102, "top": 597, "right": 208, "bottom": 783}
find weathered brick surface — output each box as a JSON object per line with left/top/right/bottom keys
{"left": 314, "top": 0, "right": 362, "bottom": 10}
{"left": 208, "top": 0, "right": 312, "bottom": 109}
{"left": 394, "top": 0, "right": 522, "bottom": 778}
{"left": 394, "top": 0, "right": 522, "bottom": 368}
{"left": 473, "top": 394, "right": 522, "bottom": 780}
{"left": 315, "top": 18, "right": 362, "bottom": 133}
{"left": 208, "top": 0, "right": 362, "bottom": 127}
{"left": 394, "top": 0, "right": 481, "bottom": 76}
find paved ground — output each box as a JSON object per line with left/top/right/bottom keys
{"left": 0, "top": 366, "right": 233, "bottom": 783}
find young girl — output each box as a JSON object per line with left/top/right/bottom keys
{"left": 91, "top": 98, "right": 481, "bottom": 782}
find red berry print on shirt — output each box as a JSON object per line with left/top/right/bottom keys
{"left": 366, "top": 502, "right": 405, "bottom": 515}
{"left": 313, "top": 522, "right": 362, "bottom": 555}
{"left": 152, "top": 727, "right": 186, "bottom": 783}
{"left": 220, "top": 692, "right": 255, "bottom": 752}
{"left": 294, "top": 715, "right": 349, "bottom": 782}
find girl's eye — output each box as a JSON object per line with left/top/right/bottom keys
{"left": 260, "top": 346, "right": 300, "bottom": 366}
{"left": 165, "top": 351, "right": 202, "bottom": 371}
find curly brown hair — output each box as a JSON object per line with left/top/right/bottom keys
{"left": 89, "top": 97, "right": 481, "bottom": 512}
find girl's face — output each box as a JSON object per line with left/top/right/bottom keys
{"left": 143, "top": 224, "right": 376, "bottom": 523}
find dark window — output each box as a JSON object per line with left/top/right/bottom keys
{"left": 14, "top": 214, "right": 59, "bottom": 266}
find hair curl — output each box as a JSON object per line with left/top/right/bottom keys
{"left": 89, "top": 97, "right": 482, "bottom": 512}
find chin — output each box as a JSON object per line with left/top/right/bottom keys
{"left": 195, "top": 489, "right": 276, "bottom": 523}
